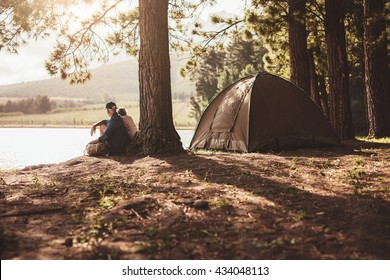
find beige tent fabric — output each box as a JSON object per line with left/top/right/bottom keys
{"left": 190, "top": 73, "right": 340, "bottom": 152}
{"left": 190, "top": 76, "right": 254, "bottom": 151}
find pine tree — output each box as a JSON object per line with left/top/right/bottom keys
{"left": 325, "top": 0, "right": 354, "bottom": 140}
{"left": 137, "top": 0, "right": 184, "bottom": 154}
{"left": 288, "top": 0, "right": 311, "bottom": 95}
{"left": 183, "top": 31, "right": 266, "bottom": 121}
{"left": 2, "top": 0, "right": 207, "bottom": 154}
{"left": 0, "top": 0, "right": 70, "bottom": 53}
{"left": 363, "top": 0, "right": 390, "bottom": 137}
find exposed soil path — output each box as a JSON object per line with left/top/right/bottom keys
{"left": 0, "top": 140, "right": 389, "bottom": 259}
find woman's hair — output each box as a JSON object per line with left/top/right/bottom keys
{"left": 118, "top": 107, "right": 127, "bottom": 116}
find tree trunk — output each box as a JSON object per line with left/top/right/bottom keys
{"left": 325, "top": 0, "right": 354, "bottom": 140}
{"left": 288, "top": 0, "right": 311, "bottom": 95}
{"left": 308, "top": 48, "right": 322, "bottom": 109}
{"left": 138, "top": 0, "right": 184, "bottom": 154}
{"left": 318, "top": 74, "right": 330, "bottom": 119}
{"left": 363, "top": 0, "right": 390, "bottom": 137}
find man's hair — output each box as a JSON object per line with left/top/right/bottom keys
{"left": 105, "top": 101, "right": 117, "bottom": 110}
{"left": 118, "top": 107, "right": 127, "bottom": 116}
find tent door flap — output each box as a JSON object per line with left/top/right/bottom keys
{"left": 205, "top": 131, "right": 232, "bottom": 150}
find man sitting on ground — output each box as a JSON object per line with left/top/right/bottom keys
{"left": 89, "top": 102, "right": 130, "bottom": 155}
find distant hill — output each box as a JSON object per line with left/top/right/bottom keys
{"left": 0, "top": 59, "right": 194, "bottom": 102}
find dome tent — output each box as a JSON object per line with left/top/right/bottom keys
{"left": 190, "top": 73, "right": 340, "bottom": 152}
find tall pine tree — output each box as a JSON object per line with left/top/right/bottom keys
{"left": 363, "top": 0, "right": 390, "bottom": 137}
{"left": 138, "top": 0, "right": 184, "bottom": 154}
{"left": 325, "top": 0, "right": 354, "bottom": 140}
{"left": 288, "top": 0, "right": 311, "bottom": 95}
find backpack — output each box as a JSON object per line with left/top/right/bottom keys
{"left": 84, "top": 142, "right": 109, "bottom": 156}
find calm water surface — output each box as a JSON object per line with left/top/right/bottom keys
{"left": 0, "top": 128, "right": 194, "bottom": 170}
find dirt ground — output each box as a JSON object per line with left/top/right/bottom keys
{"left": 0, "top": 140, "right": 389, "bottom": 260}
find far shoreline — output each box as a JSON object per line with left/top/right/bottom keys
{"left": 0, "top": 124, "right": 196, "bottom": 130}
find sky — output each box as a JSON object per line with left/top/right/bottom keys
{"left": 0, "top": 1, "right": 246, "bottom": 86}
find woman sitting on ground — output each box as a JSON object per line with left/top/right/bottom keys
{"left": 117, "top": 107, "right": 138, "bottom": 139}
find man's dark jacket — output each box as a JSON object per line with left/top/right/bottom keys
{"left": 98, "top": 113, "right": 130, "bottom": 155}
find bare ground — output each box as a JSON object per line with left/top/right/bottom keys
{"left": 0, "top": 140, "right": 389, "bottom": 260}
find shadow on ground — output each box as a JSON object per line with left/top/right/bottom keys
{"left": 0, "top": 141, "right": 389, "bottom": 259}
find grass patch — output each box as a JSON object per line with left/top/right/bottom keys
{"left": 356, "top": 137, "right": 390, "bottom": 144}
{"left": 348, "top": 158, "right": 367, "bottom": 195}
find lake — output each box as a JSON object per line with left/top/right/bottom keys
{"left": 0, "top": 128, "right": 194, "bottom": 170}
